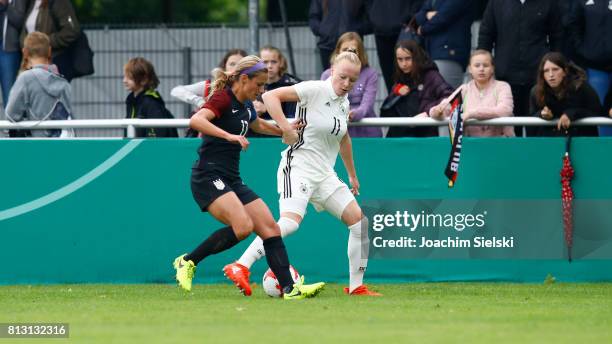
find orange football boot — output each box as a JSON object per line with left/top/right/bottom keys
{"left": 223, "top": 262, "right": 252, "bottom": 296}
{"left": 344, "top": 285, "right": 383, "bottom": 296}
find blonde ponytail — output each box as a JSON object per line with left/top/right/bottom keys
{"left": 207, "top": 55, "right": 267, "bottom": 100}
{"left": 208, "top": 68, "right": 234, "bottom": 100}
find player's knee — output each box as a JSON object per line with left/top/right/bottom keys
{"left": 267, "top": 221, "right": 282, "bottom": 237}
{"left": 342, "top": 201, "right": 363, "bottom": 225}
{"left": 232, "top": 214, "right": 254, "bottom": 240}
{"left": 255, "top": 221, "right": 281, "bottom": 240}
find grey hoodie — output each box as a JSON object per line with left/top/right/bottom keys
{"left": 5, "top": 64, "right": 72, "bottom": 136}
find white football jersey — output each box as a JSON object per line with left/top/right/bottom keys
{"left": 280, "top": 79, "right": 349, "bottom": 181}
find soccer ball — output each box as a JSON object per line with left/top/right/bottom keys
{"left": 262, "top": 265, "right": 300, "bottom": 297}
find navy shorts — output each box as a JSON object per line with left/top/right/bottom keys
{"left": 190, "top": 168, "right": 259, "bottom": 212}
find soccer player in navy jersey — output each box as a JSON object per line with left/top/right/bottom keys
{"left": 173, "top": 55, "right": 324, "bottom": 299}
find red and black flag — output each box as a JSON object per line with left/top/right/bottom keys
{"left": 444, "top": 92, "right": 464, "bottom": 187}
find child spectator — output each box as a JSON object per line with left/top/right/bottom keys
{"left": 530, "top": 52, "right": 602, "bottom": 137}
{"left": 5, "top": 31, "right": 73, "bottom": 137}
{"left": 321, "top": 32, "right": 381, "bottom": 137}
{"left": 248, "top": 45, "right": 300, "bottom": 138}
{"left": 366, "top": 0, "right": 424, "bottom": 92}
{"left": 123, "top": 57, "right": 178, "bottom": 138}
{"left": 430, "top": 49, "right": 514, "bottom": 137}
{"left": 380, "top": 39, "right": 453, "bottom": 137}
{"left": 171, "top": 49, "right": 247, "bottom": 110}
{"left": 254, "top": 45, "right": 299, "bottom": 120}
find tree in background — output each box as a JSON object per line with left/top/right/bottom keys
{"left": 266, "top": 0, "right": 309, "bottom": 23}
{"left": 73, "top": 0, "right": 307, "bottom": 24}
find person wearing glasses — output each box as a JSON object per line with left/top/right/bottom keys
{"left": 320, "top": 32, "right": 381, "bottom": 137}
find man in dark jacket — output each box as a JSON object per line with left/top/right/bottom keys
{"left": 477, "top": 0, "right": 562, "bottom": 136}
{"left": 568, "top": 0, "right": 612, "bottom": 136}
{"left": 366, "top": 0, "right": 424, "bottom": 92}
{"left": 309, "top": 0, "right": 371, "bottom": 71}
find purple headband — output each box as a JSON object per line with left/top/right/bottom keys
{"left": 240, "top": 61, "right": 266, "bottom": 75}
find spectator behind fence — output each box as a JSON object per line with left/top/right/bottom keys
{"left": 5, "top": 31, "right": 73, "bottom": 137}
{"left": 568, "top": 0, "right": 612, "bottom": 137}
{"left": 430, "top": 49, "right": 514, "bottom": 137}
{"left": 0, "top": 0, "right": 26, "bottom": 108}
{"left": 414, "top": 0, "right": 474, "bottom": 89}
{"left": 320, "top": 32, "right": 381, "bottom": 137}
{"left": 366, "top": 0, "right": 424, "bottom": 92}
{"left": 123, "top": 57, "right": 178, "bottom": 138}
{"left": 253, "top": 45, "right": 299, "bottom": 120}
{"left": 477, "top": 0, "right": 562, "bottom": 137}
{"left": 380, "top": 39, "right": 453, "bottom": 137}
{"left": 22, "top": 0, "right": 81, "bottom": 81}
{"left": 171, "top": 49, "right": 247, "bottom": 110}
{"left": 248, "top": 45, "right": 299, "bottom": 138}
{"left": 530, "top": 52, "right": 602, "bottom": 138}
{"left": 309, "top": 0, "right": 371, "bottom": 71}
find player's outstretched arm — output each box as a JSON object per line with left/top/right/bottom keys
{"left": 249, "top": 117, "right": 282, "bottom": 136}
{"left": 249, "top": 118, "right": 304, "bottom": 136}
{"left": 262, "top": 86, "right": 301, "bottom": 144}
{"left": 190, "top": 108, "right": 249, "bottom": 150}
{"left": 339, "top": 134, "right": 360, "bottom": 195}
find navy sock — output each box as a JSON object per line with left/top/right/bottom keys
{"left": 185, "top": 226, "right": 239, "bottom": 265}
{"left": 263, "top": 236, "right": 294, "bottom": 293}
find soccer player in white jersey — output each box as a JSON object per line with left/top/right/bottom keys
{"left": 224, "top": 51, "right": 381, "bottom": 297}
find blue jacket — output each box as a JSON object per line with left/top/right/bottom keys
{"left": 415, "top": 0, "right": 474, "bottom": 68}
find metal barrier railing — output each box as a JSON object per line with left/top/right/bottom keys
{"left": 1, "top": 117, "right": 611, "bottom": 138}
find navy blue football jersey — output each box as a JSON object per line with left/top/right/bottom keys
{"left": 195, "top": 88, "right": 257, "bottom": 178}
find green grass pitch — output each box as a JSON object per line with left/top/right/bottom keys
{"left": 2, "top": 283, "right": 611, "bottom": 343}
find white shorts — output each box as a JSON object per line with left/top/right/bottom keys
{"left": 277, "top": 166, "right": 355, "bottom": 219}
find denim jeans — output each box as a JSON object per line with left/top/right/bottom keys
{"left": 587, "top": 68, "right": 612, "bottom": 136}
{"left": 0, "top": 49, "right": 22, "bottom": 137}
{"left": 0, "top": 49, "right": 21, "bottom": 107}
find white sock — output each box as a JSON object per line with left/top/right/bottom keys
{"left": 348, "top": 217, "right": 369, "bottom": 293}
{"left": 237, "top": 217, "right": 300, "bottom": 268}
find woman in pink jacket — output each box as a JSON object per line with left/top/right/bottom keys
{"left": 430, "top": 50, "right": 515, "bottom": 137}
